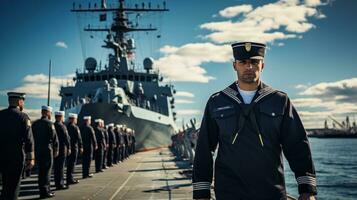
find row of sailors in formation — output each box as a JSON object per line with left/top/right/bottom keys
{"left": 25, "top": 105, "right": 136, "bottom": 199}
{"left": 170, "top": 119, "right": 199, "bottom": 165}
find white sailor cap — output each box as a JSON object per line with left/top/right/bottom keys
{"left": 41, "top": 105, "right": 53, "bottom": 112}
{"left": 127, "top": 128, "right": 132, "bottom": 132}
{"left": 108, "top": 123, "right": 114, "bottom": 127}
{"left": 83, "top": 116, "right": 91, "bottom": 120}
{"left": 55, "top": 111, "right": 65, "bottom": 116}
{"left": 94, "top": 119, "right": 102, "bottom": 123}
{"left": 68, "top": 113, "right": 78, "bottom": 118}
{"left": 116, "top": 124, "right": 122, "bottom": 128}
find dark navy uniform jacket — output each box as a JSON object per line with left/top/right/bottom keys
{"left": 67, "top": 123, "right": 83, "bottom": 151}
{"left": 0, "top": 106, "right": 34, "bottom": 163}
{"left": 54, "top": 121, "right": 71, "bottom": 157}
{"left": 193, "top": 82, "right": 316, "bottom": 200}
{"left": 107, "top": 127, "right": 117, "bottom": 148}
{"left": 80, "top": 124, "right": 97, "bottom": 152}
{"left": 94, "top": 126, "right": 106, "bottom": 149}
{"left": 32, "top": 117, "right": 59, "bottom": 158}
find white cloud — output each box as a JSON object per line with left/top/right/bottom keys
{"left": 219, "top": 5, "right": 253, "bottom": 18}
{"left": 2, "top": 73, "right": 75, "bottom": 100}
{"left": 55, "top": 41, "right": 68, "bottom": 49}
{"left": 155, "top": 43, "right": 231, "bottom": 82}
{"left": 175, "top": 91, "right": 195, "bottom": 98}
{"left": 175, "top": 99, "right": 194, "bottom": 104}
{"left": 293, "top": 77, "right": 357, "bottom": 128}
{"left": 176, "top": 109, "right": 201, "bottom": 116}
{"left": 200, "top": 0, "right": 327, "bottom": 44}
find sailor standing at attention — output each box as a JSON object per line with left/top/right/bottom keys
{"left": 193, "top": 42, "right": 317, "bottom": 200}
{"left": 0, "top": 92, "right": 34, "bottom": 200}
{"left": 53, "top": 111, "right": 71, "bottom": 190}
{"left": 66, "top": 113, "right": 82, "bottom": 185}
{"left": 32, "top": 106, "right": 59, "bottom": 198}
{"left": 80, "top": 116, "right": 97, "bottom": 178}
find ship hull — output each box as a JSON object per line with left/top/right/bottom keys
{"left": 66, "top": 103, "right": 175, "bottom": 151}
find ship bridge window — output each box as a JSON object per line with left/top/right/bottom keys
{"left": 135, "top": 75, "right": 139, "bottom": 81}
{"left": 90, "top": 75, "right": 95, "bottom": 81}
{"left": 102, "top": 75, "right": 108, "bottom": 81}
{"left": 96, "top": 75, "right": 100, "bottom": 81}
{"left": 129, "top": 75, "right": 133, "bottom": 81}
{"left": 146, "top": 76, "right": 152, "bottom": 82}
{"left": 140, "top": 76, "right": 145, "bottom": 81}
{"left": 84, "top": 76, "right": 89, "bottom": 82}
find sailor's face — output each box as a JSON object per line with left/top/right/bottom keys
{"left": 233, "top": 59, "right": 264, "bottom": 83}
{"left": 19, "top": 99, "right": 25, "bottom": 111}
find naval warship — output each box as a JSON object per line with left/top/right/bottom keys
{"left": 59, "top": 0, "right": 177, "bottom": 151}
{"left": 307, "top": 116, "right": 357, "bottom": 138}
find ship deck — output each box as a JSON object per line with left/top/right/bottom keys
{"left": 17, "top": 149, "right": 193, "bottom": 200}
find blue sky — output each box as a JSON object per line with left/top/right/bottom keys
{"left": 0, "top": 0, "right": 356, "bottom": 128}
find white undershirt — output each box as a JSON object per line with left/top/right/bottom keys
{"left": 237, "top": 85, "right": 257, "bottom": 104}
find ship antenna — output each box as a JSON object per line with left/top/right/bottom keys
{"left": 47, "top": 60, "right": 52, "bottom": 106}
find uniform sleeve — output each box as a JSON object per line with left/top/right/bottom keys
{"left": 64, "top": 127, "right": 71, "bottom": 151}
{"left": 192, "top": 99, "right": 219, "bottom": 199}
{"left": 112, "top": 132, "right": 117, "bottom": 146}
{"left": 51, "top": 124, "right": 59, "bottom": 153}
{"left": 77, "top": 127, "right": 83, "bottom": 149}
{"left": 280, "top": 97, "right": 317, "bottom": 195}
{"left": 91, "top": 128, "right": 97, "bottom": 148}
{"left": 23, "top": 116, "right": 34, "bottom": 160}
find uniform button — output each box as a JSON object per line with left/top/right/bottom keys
{"left": 271, "top": 112, "right": 275, "bottom": 116}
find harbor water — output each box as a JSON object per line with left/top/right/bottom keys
{"left": 285, "top": 138, "right": 357, "bottom": 199}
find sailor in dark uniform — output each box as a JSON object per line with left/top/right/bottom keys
{"left": 0, "top": 92, "right": 34, "bottom": 200}
{"left": 94, "top": 119, "right": 105, "bottom": 172}
{"left": 32, "top": 106, "right": 59, "bottom": 198}
{"left": 79, "top": 116, "right": 97, "bottom": 178}
{"left": 106, "top": 123, "right": 116, "bottom": 167}
{"left": 123, "top": 127, "right": 129, "bottom": 159}
{"left": 131, "top": 129, "right": 136, "bottom": 154}
{"left": 100, "top": 120, "right": 109, "bottom": 169}
{"left": 53, "top": 111, "right": 71, "bottom": 190}
{"left": 66, "top": 113, "right": 82, "bottom": 185}
{"left": 113, "top": 125, "right": 120, "bottom": 164}
{"left": 193, "top": 42, "right": 317, "bottom": 200}
{"left": 118, "top": 125, "right": 125, "bottom": 162}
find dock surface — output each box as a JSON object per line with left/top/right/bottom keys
{"left": 17, "top": 149, "right": 193, "bottom": 200}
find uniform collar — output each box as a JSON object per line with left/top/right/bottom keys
{"left": 223, "top": 81, "right": 276, "bottom": 104}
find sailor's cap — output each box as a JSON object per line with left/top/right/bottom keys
{"left": 108, "top": 123, "right": 114, "bottom": 127}
{"left": 7, "top": 92, "right": 26, "bottom": 100}
{"left": 41, "top": 105, "right": 53, "bottom": 112}
{"left": 83, "top": 116, "right": 91, "bottom": 120}
{"left": 68, "top": 113, "right": 78, "bottom": 118}
{"left": 55, "top": 111, "right": 65, "bottom": 116}
{"left": 117, "top": 124, "right": 123, "bottom": 128}
{"left": 94, "top": 119, "right": 102, "bottom": 123}
{"left": 231, "top": 42, "right": 266, "bottom": 60}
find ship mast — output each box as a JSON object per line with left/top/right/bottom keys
{"left": 71, "top": 0, "right": 168, "bottom": 71}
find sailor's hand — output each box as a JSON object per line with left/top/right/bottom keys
{"left": 80, "top": 148, "right": 84, "bottom": 154}
{"left": 95, "top": 145, "right": 98, "bottom": 150}
{"left": 54, "top": 151, "right": 59, "bottom": 158}
{"left": 26, "top": 159, "right": 35, "bottom": 169}
{"left": 298, "top": 193, "right": 316, "bottom": 200}
{"left": 68, "top": 149, "right": 71, "bottom": 155}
